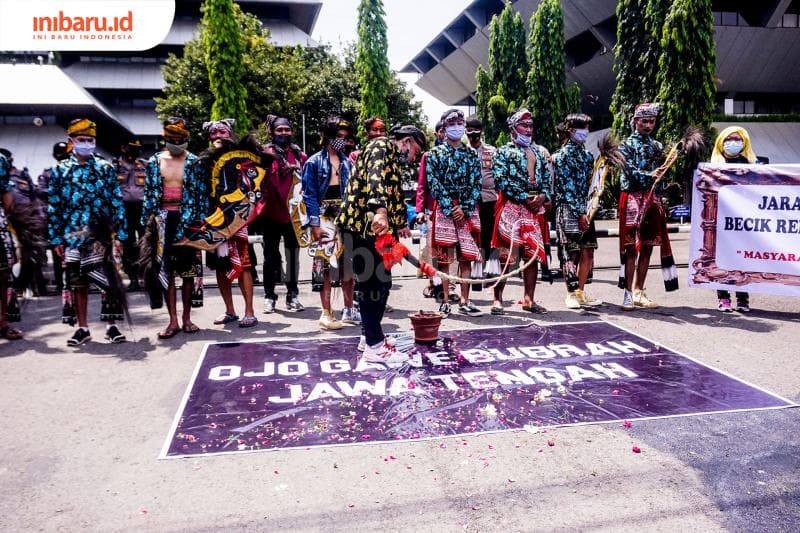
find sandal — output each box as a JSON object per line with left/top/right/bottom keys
{"left": 238, "top": 315, "right": 258, "bottom": 328}
{"left": 213, "top": 312, "right": 239, "bottom": 325}
{"left": 0, "top": 325, "right": 23, "bottom": 340}
{"left": 182, "top": 322, "right": 200, "bottom": 334}
{"left": 522, "top": 303, "right": 548, "bottom": 314}
{"left": 158, "top": 325, "right": 180, "bottom": 339}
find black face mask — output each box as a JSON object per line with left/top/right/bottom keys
{"left": 467, "top": 132, "right": 482, "bottom": 141}
{"left": 274, "top": 135, "right": 292, "bottom": 147}
{"left": 397, "top": 148, "right": 410, "bottom": 165}
{"left": 127, "top": 148, "right": 141, "bottom": 158}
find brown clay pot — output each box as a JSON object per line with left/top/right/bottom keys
{"left": 409, "top": 310, "right": 443, "bottom": 344}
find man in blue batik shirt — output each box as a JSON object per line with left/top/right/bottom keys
{"left": 553, "top": 113, "right": 601, "bottom": 310}
{"left": 490, "top": 108, "right": 551, "bottom": 315}
{"left": 617, "top": 103, "right": 675, "bottom": 311}
{"left": 0, "top": 150, "right": 22, "bottom": 340}
{"left": 425, "top": 108, "right": 483, "bottom": 317}
{"left": 48, "top": 118, "right": 128, "bottom": 346}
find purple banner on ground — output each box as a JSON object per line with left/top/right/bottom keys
{"left": 162, "top": 322, "right": 793, "bottom": 458}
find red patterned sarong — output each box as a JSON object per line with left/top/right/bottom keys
{"left": 491, "top": 193, "right": 546, "bottom": 263}
{"left": 617, "top": 191, "right": 677, "bottom": 292}
{"left": 618, "top": 190, "right": 666, "bottom": 251}
{"left": 431, "top": 202, "right": 481, "bottom": 262}
{"left": 225, "top": 226, "right": 251, "bottom": 281}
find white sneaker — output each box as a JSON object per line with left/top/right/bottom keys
{"left": 341, "top": 306, "right": 361, "bottom": 325}
{"left": 621, "top": 290, "right": 635, "bottom": 311}
{"left": 565, "top": 292, "right": 581, "bottom": 310}
{"left": 576, "top": 289, "right": 602, "bottom": 307}
{"left": 357, "top": 335, "right": 366, "bottom": 352}
{"left": 263, "top": 297, "right": 276, "bottom": 314}
{"left": 362, "top": 340, "right": 409, "bottom": 365}
{"left": 633, "top": 289, "right": 658, "bottom": 309}
{"left": 319, "top": 311, "right": 343, "bottom": 330}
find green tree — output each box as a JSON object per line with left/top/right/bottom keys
{"left": 489, "top": 3, "right": 528, "bottom": 109}
{"left": 526, "top": 0, "right": 568, "bottom": 151}
{"left": 564, "top": 82, "right": 582, "bottom": 115}
{"left": 475, "top": 2, "right": 528, "bottom": 144}
{"left": 656, "top": 0, "right": 716, "bottom": 140}
{"left": 201, "top": 0, "right": 250, "bottom": 134}
{"left": 355, "top": 0, "right": 390, "bottom": 137}
{"left": 157, "top": 11, "right": 425, "bottom": 154}
{"left": 609, "top": 0, "right": 667, "bottom": 138}
{"left": 475, "top": 66, "right": 494, "bottom": 138}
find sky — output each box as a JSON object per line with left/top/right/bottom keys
{"left": 311, "top": 0, "right": 472, "bottom": 128}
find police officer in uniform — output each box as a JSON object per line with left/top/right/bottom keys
{"left": 114, "top": 139, "right": 147, "bottom": 291}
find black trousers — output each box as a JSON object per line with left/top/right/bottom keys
{"left": 479, "top": 200, "right": 496, "bottom": 260}
{"left": 122, "top": 201, "right": 143, "bottom": 281}
{"left": 717, "top": 290, "right": 748, "bottom": 304}
{"left": 259, "top": 219, "right": 300, "bottom": 300}
{"left": 350, "top": 233, "right": 391, "bottom": 347}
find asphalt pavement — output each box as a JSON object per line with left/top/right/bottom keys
{"left": 1, "top": 222, "right": 798, "bottom": 532}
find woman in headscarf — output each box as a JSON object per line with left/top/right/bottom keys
{"left": 710, "top": 126, "right": 766, "bottom": 313}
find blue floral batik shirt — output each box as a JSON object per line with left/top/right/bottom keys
{"left": 424, "top": 142, "right": 481, "bottom": 216}
{"left": 141, "top": 151, "right": 209, "bottom": 242}
{"left": 0, "top": 153, "right": 12, "bottom": 194}
{"left": 619, "top": 132, "right": 665, "bottom": 192}
{"left": 553, "top": 141, "right": 594, "bottom": 216}
{"left": 492, "top": 143, "right": 552, "bottom": 202}
{"left": 47, "top": 154, "right": 128, "bottom": 248}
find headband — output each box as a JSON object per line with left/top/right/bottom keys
{"left": 163, "top": 119, "right": 190, "bottom": 140}
{"left": 633, "top": 103, "right": 660, "bottom": 119}
{"left": 507, "top": 109, "right": 533, "bottom": 128}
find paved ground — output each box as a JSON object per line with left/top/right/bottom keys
{"left": 1, "top": 223, "right": 798, "bottom": 532}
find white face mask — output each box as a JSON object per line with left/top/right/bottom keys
{"left": 166, "top": 142, "right": 188, "bottom": 155}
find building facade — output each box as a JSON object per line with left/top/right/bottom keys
{"left": 0, "top": 0, "right": 321, "bottom": 174}
{"left": 402, "top": 0, "right": 800, "bottom": 119}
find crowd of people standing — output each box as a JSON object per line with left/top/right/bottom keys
{"left": 0, "top": 104, "right": 766, "bottom": 363}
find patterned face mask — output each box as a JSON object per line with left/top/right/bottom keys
{"left": 329, "top": 138, "right": 347, "bottom": 153}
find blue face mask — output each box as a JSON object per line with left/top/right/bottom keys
{"left": 514, "top": 133, "right": 532, "bottom": 148}
{"left": 445, "top": 124, "right": 465, "bottom": 141}
{"left": 723, "top": 140, "right": 744, "bottom": 156}
{"left": 571, "top": 128, "right": 589, "bottom": 144}
{"left": 273, "top": 134, "right": 292, "bottom": 147}
{"left": 72, "top": 141, "right": 95, "bottom": 158}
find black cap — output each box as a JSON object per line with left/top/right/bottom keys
{"left": 0, "top": 148, "right": 10, "bottom": 159}
{"left": 466, "top": 116, "right": 483, "bottom": 130}
{"left": 394, "top": 125, "right": 428, "bottom": 151}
